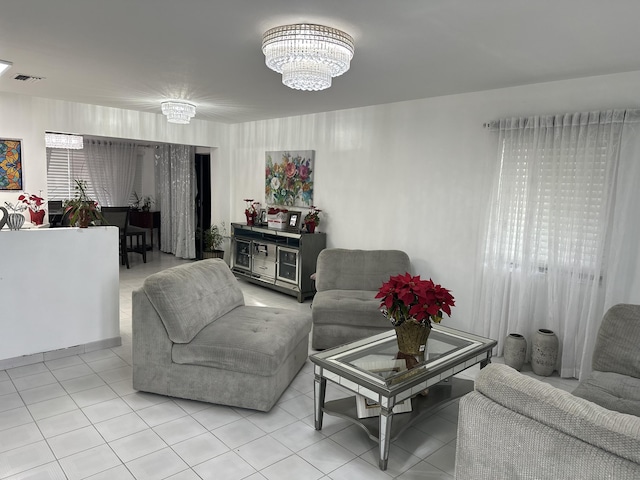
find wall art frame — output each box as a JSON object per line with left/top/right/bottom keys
{"left": 0, "top": 138, "right": 23, "bottom": 191}
{"left": 265, "top": 150, "right": 314, "bottom": 207}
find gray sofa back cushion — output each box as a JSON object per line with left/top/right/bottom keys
{"left": 315, "top": 249, "right": 410, "bottom": 292}
{"left": 592, "top": 304, "right": 640, "bottom": 378}
{"left": 476, "top": 364, "right": 640, "bottom": 465}
{"left": 142, "top": 259, "right": 244, "bottom": 343}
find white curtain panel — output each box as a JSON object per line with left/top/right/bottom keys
{"left": 155, "top": 144, "right": 196, "bottom": 259}
{"left": 475, "top": 110, "right": 640, "bottom": 379}
{"left": 84, "top": 138, "right": 138, "bottom": 206}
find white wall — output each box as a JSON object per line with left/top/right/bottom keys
{"left": 228, "top": 70, "right": 640, "bottom": 334}
{"left": 0, "top": 227, "right": 120, "bottom": 361}
{"left": 2, "top": 71, "right": 640, "bottom": 335}
{"left": 0, "top": 94, "right": 229, "bottom": 223}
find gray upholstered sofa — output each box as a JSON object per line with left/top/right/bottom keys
{"left": 572, "top": 303, "right": 640, "bottom": 415}
{"left": 311, "top": 248, "right": 410, "bottom": 350}
{"left": 455, "top": 364, "right": 640, "bottom": 479}
{"left": 132, "top": 259, "right": 311, "bottom": 412}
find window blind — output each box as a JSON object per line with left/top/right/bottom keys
{"left": 46, "top": 147, "right": 96, "bottom": 201}
{"left": 47, "top": 147, "right": 142, "bottom": 205}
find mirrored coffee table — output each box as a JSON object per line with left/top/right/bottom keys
{"left": 310, "top": 325, "right": 496, "bottom": 470}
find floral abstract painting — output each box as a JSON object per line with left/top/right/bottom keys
{"left": 265, "top": 150, "right": 314, "bottom": 207}
{"left": 0, "top": 139, "right": 23, "bottom": 190}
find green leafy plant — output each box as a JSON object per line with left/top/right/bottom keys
{"left": 197, "top": 222, "right": 227, "bottom": 252}
{"left": 132, "top": 192, "right": 154, "bottom": 211}
{"left": 304, "top": 205, "right": 322, "bottom": 226}
{"left": 63, "top": 179, "right": 104, "bottom": 227}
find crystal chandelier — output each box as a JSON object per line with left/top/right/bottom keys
{"left": 262, "top": 24, "right": 355, "bottom": 91}
{"left": 161, "top": 101, "right": 196, "bottom": 124}
{"left": 45, "top": 132, "right": 84, "bottom": 150}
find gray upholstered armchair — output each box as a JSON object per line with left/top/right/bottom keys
{"left": 132, "top": 259, "right": 311, "bottom": 411}
{"left": 310, "top": 248, "right": 411, "bottom": 350}
{"left": 572, "top": 303, "right": 640, "bottom": 416}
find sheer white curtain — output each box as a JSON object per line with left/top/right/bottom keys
{"left": 84, "top": 138, "right": 139, "bottom": 206}
{"left": 155, "top": 144, "right": 196, "bottom": 259}
{"left": 475, "top": 110, "right": 640, "bottom": 379}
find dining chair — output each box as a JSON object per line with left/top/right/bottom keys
{"left": 100, "top": 206, "right": 131, "bottom": 268}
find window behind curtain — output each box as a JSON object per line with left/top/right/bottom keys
{"left": 477, "top": 111, "right": 626, "bottom": 379}
{"left": 46, "top": 147, "right": 96, "bottom": 201}
{"left": 492, "top": 115, "right": 612, "bottom": 273}
{"left": 46, "top": 147, "right": 142, "bottom": 204}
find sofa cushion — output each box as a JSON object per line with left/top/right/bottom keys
{"left": 312, "top": 290, "right": 391, "bottom": 329}
{"left": 592, "top": 304, "right": 640, "bottom": 378}
{"left": 476, "top": 364, "right": 640, "bottom": 465}
{"left": 172, "top": 306, "right": 311, "bottom": 376}
{"left": 315, "top": 249, "right": 410, "bottom": 292}
{"left": 573, "top": 370, "right": 640, "bottom": 416}
{"left": 143, "top": 259, "right": 244, "bottom": 343}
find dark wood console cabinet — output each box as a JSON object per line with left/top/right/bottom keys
{"left": 230, "top": 223, "right": 326, "bottom": 302}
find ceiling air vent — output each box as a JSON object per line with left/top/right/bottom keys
{"left": 12, "top": 74, "right": 45, "bottom": 83}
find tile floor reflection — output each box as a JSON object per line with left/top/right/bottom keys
{"left": 0, "top": 250, "right": 578, "bottom": 479}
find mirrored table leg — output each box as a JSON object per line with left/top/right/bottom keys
{"left": 314, "top": 374, "right": 326, "bottom": 430}
{"left": 378, "top": 405, "right": 393, "bottom": 470}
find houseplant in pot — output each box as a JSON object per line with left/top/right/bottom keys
{"left": 18, "top": 192, "right": 45, "bottom": 225}
{"left": 376, "top": 273, "right": 455, "bottom": 360}
{"left": 197, "top": 222, "right": 227, "bottom": 260}
{"left": 63, "top": 179, "right": 104, "bottom": 228}
{"left": 304, "top": 205, "right": 321, "bottom": 233}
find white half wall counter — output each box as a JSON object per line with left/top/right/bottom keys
{"left": 0, "top": 226, "right": 120, "bottom": 366}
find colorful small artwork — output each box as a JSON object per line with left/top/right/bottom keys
{"left": 265, "top": 150, "right": 314, "bottom": 207}
{"left": 0, "top": 139, "right": 23, "bottom": 190}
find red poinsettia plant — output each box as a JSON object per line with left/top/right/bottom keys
{"left": 376, "top": 273, "right": 455, "bottom": 327}
{"left": 18, "top": 192, "right": 45, "bottom": 212}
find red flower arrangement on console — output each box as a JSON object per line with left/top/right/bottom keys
{"left": 18, "top": 192, "right": 46, "bottom": 225}
{"left": 376, "top": 273, "right": 455, "bottom": 327}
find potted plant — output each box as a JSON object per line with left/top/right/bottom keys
{"left": 376, "top": 273, "right": 455, "bottom": 357}
{"left": 141, "top": 195, "right": 154, "bottom": 211}
{"left": 18, "top": 192, "right": 45, "bottom": 225}
{"left": 132, "top": 192, "right": 154, "bottom": 211}
{"left": 63, "top": 179, "right": 104, "bottom": 228}
{"left": 303, "top": 205, "right": 322, "bottom": 233}
{"left": 197, "top": 222, "right": 227, "bottom": 259}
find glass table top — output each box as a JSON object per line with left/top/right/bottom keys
{"left": 311, "top": 325, "right": 496, "bottom": 390}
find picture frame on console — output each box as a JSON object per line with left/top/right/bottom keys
{"left": 258, "top": 208, "right": 267, "bottom": 225}
{"left": 287, "top": 211, "right": 301, "bottom": 230}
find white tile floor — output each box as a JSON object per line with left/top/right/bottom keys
{"left": 0, "top": 250, "right": 579, "bottom": 479}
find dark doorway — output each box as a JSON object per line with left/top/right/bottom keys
{"left": 195, "top": 153, "right": 211, "bottom": 259}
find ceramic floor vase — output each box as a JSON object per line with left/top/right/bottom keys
{"left": 503, "top": 333, "right": 527, "bottom": 371}
{"left": 531, "top": 328, "right": 559, "bottom": 376}
{"left": 7, "top": 213, "right": 25, "bottom": 230}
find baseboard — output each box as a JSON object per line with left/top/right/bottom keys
{"left": 0, "top": 336, "right": 122, "bottom": 370}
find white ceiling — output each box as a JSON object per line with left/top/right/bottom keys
{"left": 1, "top": 0, "right": 640, "bottom": 124}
